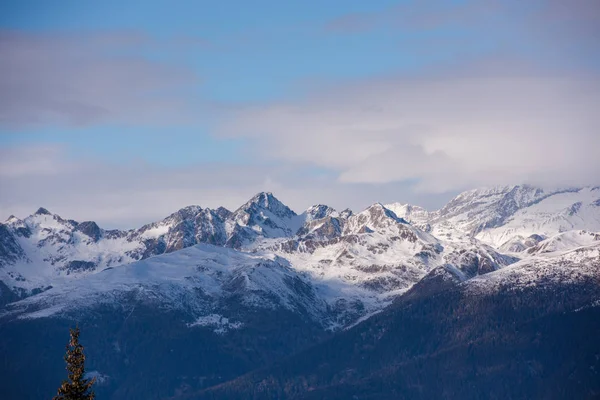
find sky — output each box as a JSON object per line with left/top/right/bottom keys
{"left": 1, "top": 0, "right": 599, "bottom": 228}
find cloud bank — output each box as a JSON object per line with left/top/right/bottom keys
{"left": 219, "top": 73, "right": 600, "bottom": 193}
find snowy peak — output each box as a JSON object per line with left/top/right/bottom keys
{"left": 471, "top": 187, "right": 600, "bottom": 247}
{"left": 413, "top": 185, "right": 600, "bottom": 249}
{"left": 384, "top": 203, "right": 431, "bottom": 231}
{"left": 5, "top": 215, "right": 20, "bottom": 224}
{"left": 435, "top": 185, "right": 547, "bottom": 230}
{"left": 343, "top": 203, "right": 407, "bottom": 235}
{"left": 239, "top": 192, "right": 297, "bottom": 220}
{"left": 24, "top": 208, "right": 74, "bottom": 228}
{"left": 303, "top": 204, "right": 337, "bottom": 222}
{"left": 227, "top": 192, "right": 301, "bottom": 243}
{"left": 297, "top": 205, "right": 342, "bottom": 240}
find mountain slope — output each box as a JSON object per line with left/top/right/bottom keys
{"left": 192, "top": 243, "right": 600, "bottom": 400}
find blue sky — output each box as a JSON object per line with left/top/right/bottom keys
{"left": 1, "top": 0, "right": 599, "bottom": 227}
{"left": 1, "top": 0, "right": 441, "bottom": 165}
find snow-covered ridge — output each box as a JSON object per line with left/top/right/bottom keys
{"left": 2, "top": 244, "right": 332, "bottom": 322}
{"left": 1, "top": 185, "right": 599, "bottom": 329}
{"left": 388, "top": 186, "right": 600, "bottom": 249}
{"left": 466, "top": 241, "right": 600, "bottom": 295}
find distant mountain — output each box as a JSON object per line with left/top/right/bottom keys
{"left": 1, "top": 185, "right": 599, "bottom": 399}
{"left": 387, "top": 185, "right": 600, "bottom": 247}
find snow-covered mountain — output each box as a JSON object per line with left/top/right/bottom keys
{"left": 387, "top": 185, "right": 600, "bottom": 247}
{"left": 2, "top": 184, "right": 600, "bottom": 400}
{"left": 3, "top": 244, "right": 330, "bottom": 328}
{"left": 1, "top": 185, "right": 599, "bottom": 327}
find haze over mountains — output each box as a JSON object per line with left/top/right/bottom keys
{"left": 1, "top": 184, "right": 600, "bottom": 399}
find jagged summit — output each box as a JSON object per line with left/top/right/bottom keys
{"left": 5, "top": 215, "right": 21, "bottom": 224}
{"left": 164, "top": 205, "right": 203, "bottom": 221}
{"left": 339, "top": 208, "right": 353, "bottom": 219}
{"left": 342, "top": 203, "right": 414, "bottom": 237}
{"left": 304, "top": 204, "right": 337, "bottom": 221}
{"left": 215, "top": 206, "right": 232, "bottom": 220}
{"left": 237, "top": 192, "right": 297, "bottom": 219}
{"left": 74, "top": 221, "right": 102, "bottom": 242}
{"left": 34, "top": 207, "right": 52, "bottom": 215}
{"left": 362, "top": 202, "right": 405, "bottom": 221}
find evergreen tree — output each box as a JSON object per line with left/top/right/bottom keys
{"left": 53, "top": 326, "right": 96, "bottom": 400}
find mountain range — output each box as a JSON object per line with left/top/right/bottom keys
{"left": 1, "top": 185, "right": 599, "bottom": 399}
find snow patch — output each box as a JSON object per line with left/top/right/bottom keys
{"left": 140, "top": 225, "right": 170, "bottom": 238}
{"left": 187, "top": 314, "right": 243, "bottom": 334}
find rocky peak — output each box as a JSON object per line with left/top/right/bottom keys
{"left": 215, "top": 206, "right": 232, "bottom": 220}
{"left": 343, "top": 203, "right": 408, "bottom": 235}
{"left": 25, "top": 208, "right": 75, "bottom": 231}
{"left": 34, "top": 207, "right": 52, "bottom": 216}
{"left": 74, "top": 221, "right": 102, "bottom": 242}
{"left": 366, "top": 203, "right": 406, "bottom": 222}
{"left": 225, "top": 192, "right": 300, "bottom": 240}
{"left": 5, "top": 215, "right": 25, "bottom": 227}
{"left": 304, "top": 204, "right": 336, "bottom": 222}
{"left": 297, "top": 204, "right": 343, "bottom": 240}
{"left": 164, "top": 205, "right": 203, "bottom": 224}
{"left": 339, "top": 209, "right": 353, "bottom": 219}
{"left": 239, "top": 192, "right": 297, "bottom": 219}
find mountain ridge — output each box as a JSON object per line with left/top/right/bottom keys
{"left": 2, "top": 184, "right": 600, "bottom": 399}
{"left": 2, "top": 184, "right": 598, "bottom": 319}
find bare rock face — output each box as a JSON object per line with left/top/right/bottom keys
{"left": 74, "top": 221, "right": 102, "bottom": 242}
{"left": 0, "top": 224, "right": 26, "bottom": 267}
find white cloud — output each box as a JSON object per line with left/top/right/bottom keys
{"left": 218, "top": 74, "right": 600, "bottom": 192}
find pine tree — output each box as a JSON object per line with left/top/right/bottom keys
{"left": 53, "top": 326, "right": 96, "bottom": 400}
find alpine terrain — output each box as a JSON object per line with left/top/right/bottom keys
{"left": 1, "top": 186, "right": 599, "bottom": 399}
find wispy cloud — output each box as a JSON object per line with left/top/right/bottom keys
{"left": 0, "top": 30, "right": 203, "bottom": 129}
